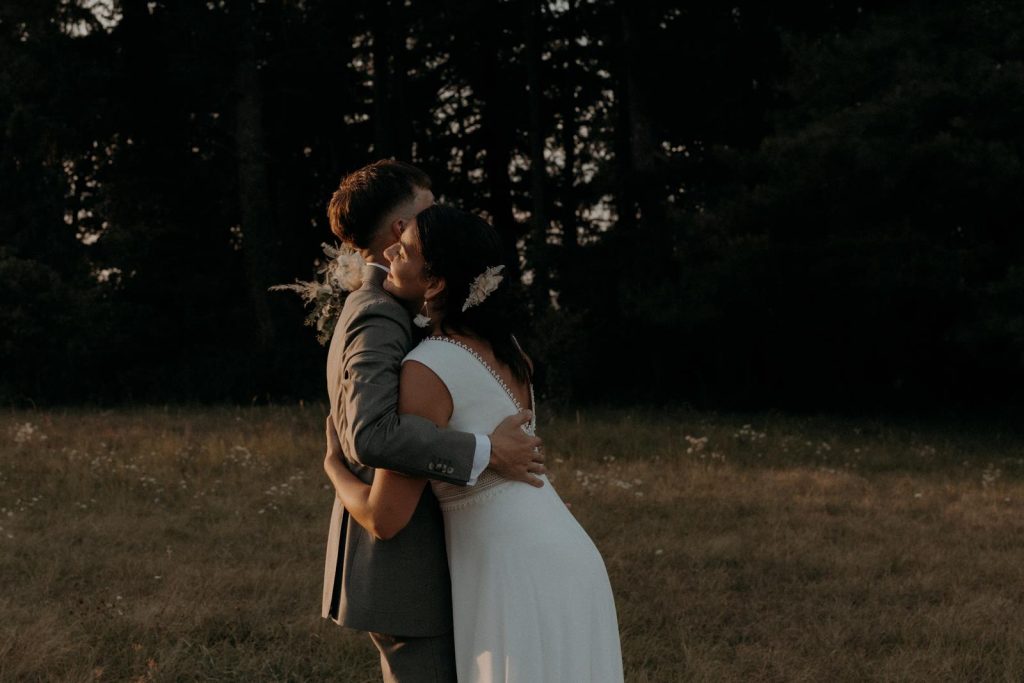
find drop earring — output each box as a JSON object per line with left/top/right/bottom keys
{"left": 413, "top": 300, "right": 432, "bottom": 329}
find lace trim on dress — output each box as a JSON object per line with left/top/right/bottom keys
{"left": 418, "top": 335, "right": 539, "bottom": 507}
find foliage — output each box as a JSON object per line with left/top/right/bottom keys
{"left": 269, "top": 242, "right": 366, "bottom": 345}
{"left": 0, "top": 0, "right": 1020, "bottom": 409}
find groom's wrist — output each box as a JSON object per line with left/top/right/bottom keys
{"left": 467, "top": 434, "right": 490, "bottom": 485}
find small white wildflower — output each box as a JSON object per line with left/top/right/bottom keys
{"left": 981, "top": 465, "right": 1002, "bottom": 487}
{"left": 684, "top": 435, "right": 708, "bottom": 454}
{"left": 733, "top": 424, "right": 766, "bottom": 442}
{"left": 12, "top": 422, "right": 46, "bottom": 445}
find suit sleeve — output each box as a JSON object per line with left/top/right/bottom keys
{"left": 339, "top": 300, "right": 478, "bottom": 484}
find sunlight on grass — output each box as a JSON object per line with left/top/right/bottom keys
{"left": 1, "top": 406, "right": 1023, "bottom": 681}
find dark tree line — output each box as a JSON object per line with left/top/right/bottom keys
{"left": 1, "top": 0, "right": 1022, "bottom": 410}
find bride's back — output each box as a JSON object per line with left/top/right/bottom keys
{"left": 403, "top": 335, "right": 536, "bottom": 507}
{"left": 404, "top": 336, "right": 533, "bottom": 435}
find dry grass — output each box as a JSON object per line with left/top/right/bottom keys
{"left": 1, "top": 406, "right": 1023, "bottom": 682}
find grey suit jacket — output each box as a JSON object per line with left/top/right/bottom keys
{"left": 322, "top": 265, "right": 478, "bottom": 637}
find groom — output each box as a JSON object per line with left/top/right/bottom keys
{"left": 320, "top": 159, "right": 545, "bottom": 682}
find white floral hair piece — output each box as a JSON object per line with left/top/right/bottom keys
{"left": 462, "top": 265, "right": 505, "bottom": 312}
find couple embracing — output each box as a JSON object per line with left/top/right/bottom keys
{"left": 318, "top": 160, "right": 623, "bottom": 682}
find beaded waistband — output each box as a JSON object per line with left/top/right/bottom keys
{"left": 433, "top": 470, "right": 512, "bottom": 511}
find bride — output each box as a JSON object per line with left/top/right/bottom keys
{"left": 324, "top": 204, "right": 623, "bottom": 683}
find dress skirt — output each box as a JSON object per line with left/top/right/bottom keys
{"left": 438, "top": 475, "right": 624, "bottom": 683}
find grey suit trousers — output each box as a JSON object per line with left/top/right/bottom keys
{"left": 369, "top": 631, "right": 457, "bottom": 683}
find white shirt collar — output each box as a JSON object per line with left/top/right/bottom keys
{"left": 367, "top": 262, "right": 390, "bottom": 274}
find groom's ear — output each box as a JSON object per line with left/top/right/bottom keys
{"left": 388, "top": 220, "right": 403, "bottom": 243}
{"left": 424, "top": 276, "right": 446, "bottom": 303}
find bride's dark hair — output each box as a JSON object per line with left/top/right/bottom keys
{"left": 416, "top": 204, "right": 532, "bottom": 384}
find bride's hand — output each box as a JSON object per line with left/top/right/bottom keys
{"left": 324, "top": 415, "right": 343, "bottom": 468}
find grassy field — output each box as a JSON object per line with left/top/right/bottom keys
{"left": 1, "top": 406, "right": 1023, "bottom": 682}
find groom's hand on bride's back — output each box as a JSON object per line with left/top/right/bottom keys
{"left": 489, "top": 410, "right": 545, "bottom": 488}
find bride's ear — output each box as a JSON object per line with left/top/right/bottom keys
{"left": 424, "top": 276, "right": 446, "bottom": 304}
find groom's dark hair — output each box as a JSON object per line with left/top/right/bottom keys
{"left": 327, "top": 159, "right": 431, "bottom": 249}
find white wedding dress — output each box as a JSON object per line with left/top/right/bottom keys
{"left": 404, "top": 336, "right": 624, "bottom": 683}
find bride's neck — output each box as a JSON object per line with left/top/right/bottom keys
{"left": 430, "top": 323, "right": 480, "bottom": 343}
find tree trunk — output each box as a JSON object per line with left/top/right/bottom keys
{"left": 386, "top": 3, "right": 414, "bottom": 159}
{"left": 370, "top": 0, "right": 394, "bottom": 158}
{"left": 234, "top": 7, "right": 276, "bottom": 352}
{"left": 524, "top": 0, "right": 550, "bottom": 312}
{"left": 612, "top": 14, "right": 636, "bottom": 234}
{"left": 558, "top": 32, "right": 579, "bottom": 309}
{"left": 614, "top": 1, "right": 662, "bottom": 232}
{"left": 620, "top": 5, "right": 658, "bottom": 177}
{"left": 478, "top": 42, "right": 521, "bottom": 277}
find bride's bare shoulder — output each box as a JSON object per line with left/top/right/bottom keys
{"left": 399, "top": 359, "right": 452, "bottom": 427}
